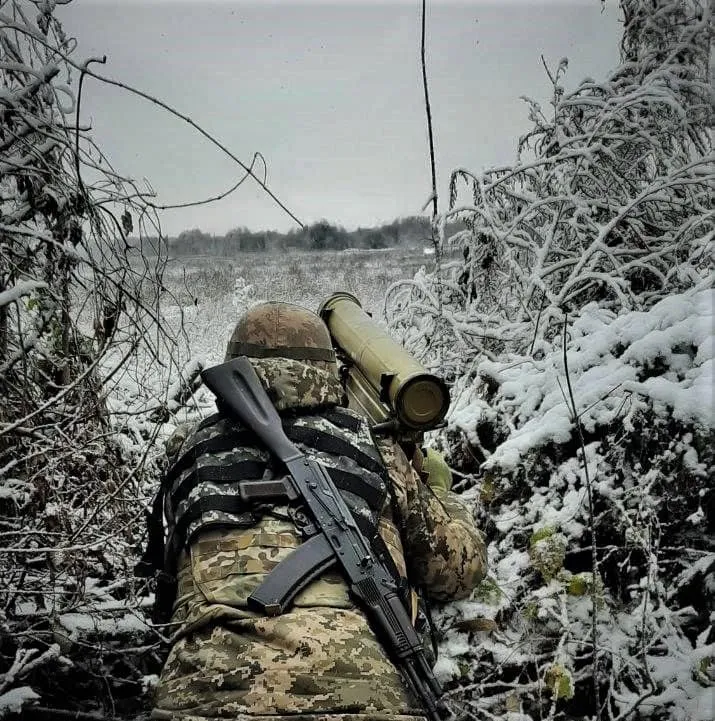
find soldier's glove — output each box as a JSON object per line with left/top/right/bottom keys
{"left": 413, "top": 447, "right": 453, "bottom": 495}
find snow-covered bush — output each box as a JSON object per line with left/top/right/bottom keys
{"left": 0, "top": 3, "right": 177, "bottom": 716}
{"left": 393, "top": 2, "right": 713, "bottom": 719}
{"left": 435, "top": 289, "right": 713, "bottom": 720}
{"left": 387, "top": 0, "right": 713, "bottom": 377}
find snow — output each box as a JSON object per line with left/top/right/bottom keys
{"left": 0, "top": 280, "right": 47, "bottom": 308}
{"left": 0, "top": 687, "right": 39, "bottom": 718}
{"left": 692, "top": 689, "right": 714, "bottom": 721}
{"left": 432, "top": 285, "right": 714, "bottom": 720}
{"left": 495, "top": 549, "right": 530, "bottom": 586}
{"left": 57, "top": 611, "right": 151, "bottom": 638}
{"left": 675, "top": 553, "right": 715, "bottom": 588}
{"left": 433, "top": 654, "right": 461, "bottom": 684}
{"left": 449, "top": 290, "right": 714, "bottom": 473}
{"left": 0, "top": 478, "right": 31, "bottom": 505}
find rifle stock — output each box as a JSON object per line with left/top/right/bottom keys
{"left": 201, "top": 358, "right": 300, "bottom": 464}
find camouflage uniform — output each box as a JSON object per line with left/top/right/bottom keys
{"left": 151, "top": 303, "right": 486, "bottom": 721}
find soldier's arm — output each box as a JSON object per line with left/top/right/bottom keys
{"left": 376, "top": 438, "right": 487, "bottom": 602}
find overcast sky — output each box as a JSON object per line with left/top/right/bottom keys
{"left": 60, "top": 1, "right": 623, "bottom": 236}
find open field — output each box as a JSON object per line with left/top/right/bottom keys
{"left": 106, "top": 247, "right": 435, "bottom": 423}
{"left": 161, "top": 247, "right": 435, "bottom": 365}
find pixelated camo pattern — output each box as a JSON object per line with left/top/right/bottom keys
{"left": 376, "top": 438, "right": 487, "bottom": 603}
{"left": 153, "top": 601, "right": 422, "bottom": 716}
{"left": 167, "top": 442, "right": 269, "bottom": 555}
{"left": 165, "top": 421, "right": 194, "bottom": 464}
{"left": 154, "top": 357, "right": 486, "bottom": 720}
{"left": 251, "top": 357, "right": 344, "bottom": 413}
{"left": 154, "top": 531, "right": 421, "bottom": 717}
{"left": 164, "top": 358, "right": 343, "bottom": 465}
{"left": 165, "top": 360, "right": 384, "bottom": 559}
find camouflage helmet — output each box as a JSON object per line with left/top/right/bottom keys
{"left": 225, "top": 302, "right": 337, "bottom": 373}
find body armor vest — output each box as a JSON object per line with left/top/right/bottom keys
{"left": 157, "top": 405, "right": 400, "bottom": 606}
{"left": 138, "top": 398, "right": 437, "bottom": 676}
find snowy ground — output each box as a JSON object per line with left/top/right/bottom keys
{"left": 5, "top": 248, "right": 710, "bottom": 720}
{"left": 162, "top": 247, "right": 433, "bottom": 355}
{"left": 110, "top": 247, "right": 435, "bottom": 436}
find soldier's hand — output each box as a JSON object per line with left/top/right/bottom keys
{"left": 412, "top": 447, "right": 453, "bottom": 495}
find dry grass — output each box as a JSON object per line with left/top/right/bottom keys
{"left": 159, "top": 248, "right": 434, "bottom": 365}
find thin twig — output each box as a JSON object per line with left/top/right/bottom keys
{"left": 562, "top": 315, "right": 602, "bottom": 721}
{"left": 75, "top": 55, "right": 106, "bottom": 196}
{"left": 421, "top": 0, "right": 438, "bottom": 220}
{"left": 0, "top": 11, "right": 303, "bottom": 227}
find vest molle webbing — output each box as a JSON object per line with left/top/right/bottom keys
{"left": 163, "top": 408, "right": 391, "bottom": 576}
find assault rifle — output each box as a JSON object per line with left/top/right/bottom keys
{"left": 201, "top": 356, "right": 447, "bottom": 721}
{"left": 318, "top": 292, "right": 449, "bottom": 451}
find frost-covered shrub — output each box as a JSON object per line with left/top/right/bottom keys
{"left": 387, "top": 0, "right": 713, "bottom": 376}
{"left": 400, "top": 8, "right": 713, "bottom": 712}
{"left": 0, "top": 3, "right": 174, "bottom": 716}
{"left": 435, "top": 290, "right": 713, "bottom": 721}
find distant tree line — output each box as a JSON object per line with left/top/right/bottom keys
{"left": 162, "top": 216, "right": 465, "bottom": 256}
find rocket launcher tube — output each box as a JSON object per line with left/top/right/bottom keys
{"left": 318, "top": 292, "right": 450, "bottom": 431}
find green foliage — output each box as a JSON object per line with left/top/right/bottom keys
{"left": 529, "top": 527, "right": 567, "bottom": 582}
{"left": 694, "top": 656, "right": 715, "bottom": 685}
{"left": 522, "top": 601, "right": 540, "bottom": 620}
{"left": 529, "top": 526, "right": 557, "bottom": 546}
{"left": 544, "top": 664, "right": 574, "bottom": 700}
{"left": 473, "top": 575, "right": 504, "bottom": 604}
{"left": 387, "top": 3, "right": 713, "bottom": 720}
{"left": 565, "top": 571, "right": 601, "bottom": 598}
